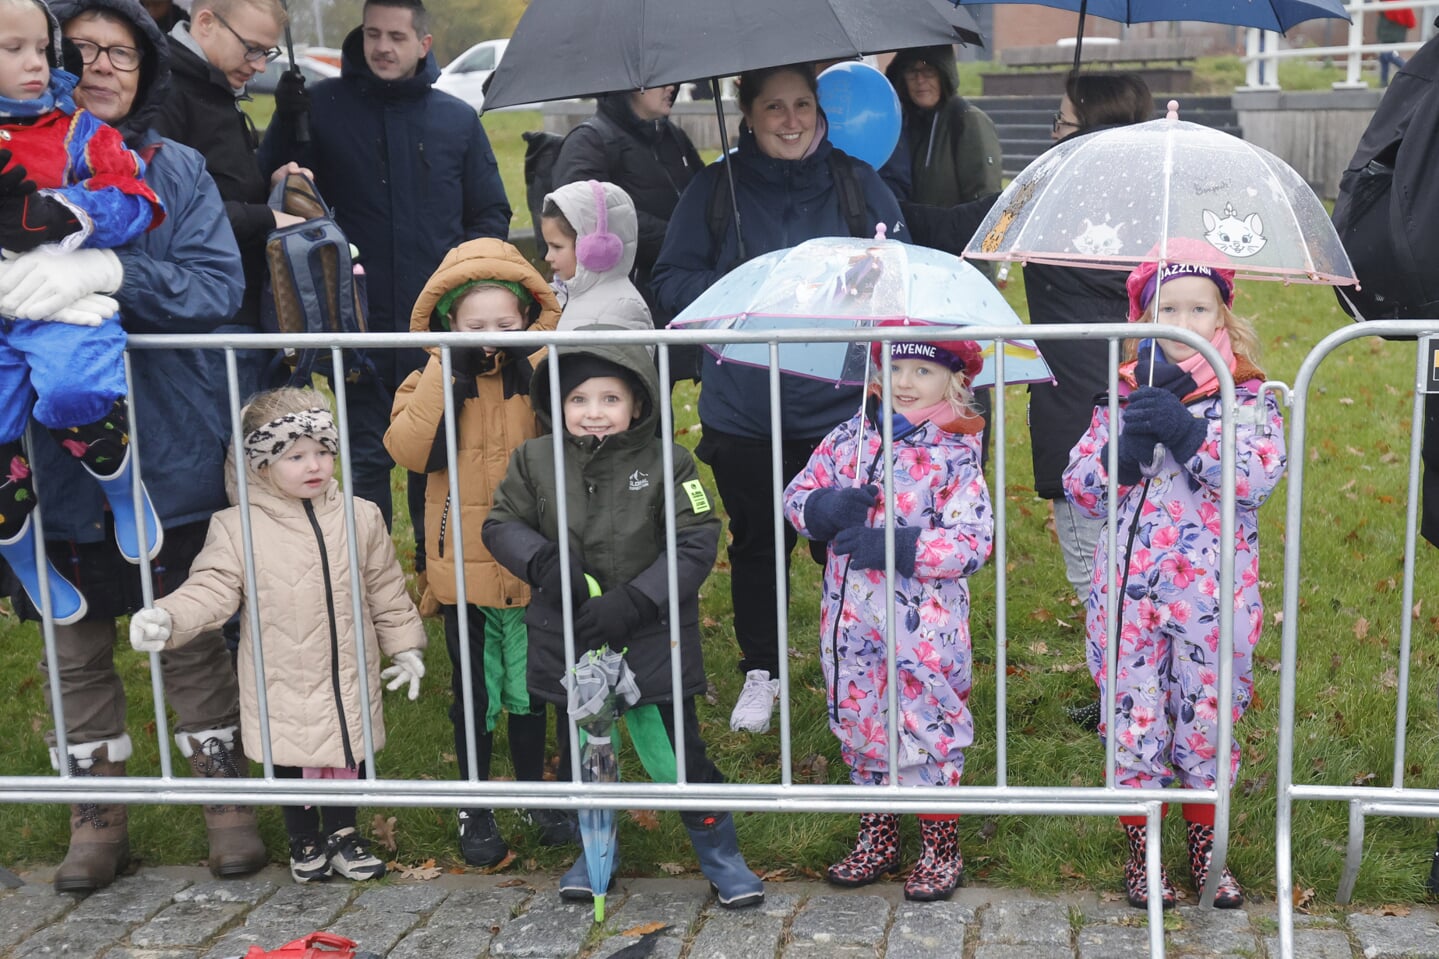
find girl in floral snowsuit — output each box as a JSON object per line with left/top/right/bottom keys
{"left": 784, "top": 324, "right": 993, "bottom": 903}
{"left": 1061, "top": 249, "right": 1286, "bottom": 911}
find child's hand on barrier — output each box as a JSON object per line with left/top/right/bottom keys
{"left": 129, "top": 608, "right": 172, "bottom": 652}
{"left": 573, "top": 585, "right": 657, "bottom": 652}
{"left": 381, "top": 649, "right": 426, "bottom": 700}
{"left": 831, "top": 525, "right": 922, "bottom": 578}
{"left": 1123, "top": 386, "right": 1207, "bottom": 463}
{"left": 802, "top": 484, "right": 879, "bottom": 541}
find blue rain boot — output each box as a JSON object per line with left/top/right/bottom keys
{"left": 87, "top": 448, "right": 162, "bottom": 564}
{"left": 0, "top": 515, "right": 87, "bottom": 625}
{"left": 684, "top": 812, "right": 764, "bottom": 908}
{"left": 558, "top": 848, "right": 618, "bottom": 901}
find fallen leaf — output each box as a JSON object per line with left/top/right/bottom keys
{"left": 1416, "top": 600, "right": 1424, "bottom": 620}
{"left": 497, "top": 878, "right": 529, "bottom": 888}
{"left": 701, "top": 616, "right": 719, "bottom": 629}
{"left": 1380, "top": 904, "right": 1411, "bottom": 917}
{"left": 391, "top": 858, "right": 441, "bottom": 881}
{"left": 796, "top": 753, "right": 830, "bottom": 785}
{"left": 1031, "top": 608, "right": 1054, "bottom": 623}
{"left": 1028, "top": 641, "right": 1049, "bottom": 656}
{"left": 979, "top": 819, "right": 998, "bottom": 841}
{"left": 1293, "top": 886, "right": 1316, "bottom": 911}
{"left": 620, "top": 921, "right": 669, "bottom": 936}
{"left": 1059, "top": 862, "right": 1083, "bottom": 880}
{"left": 628, "top": 809, "right": 661, "bottom": 830}
{"left": 1338, "top": 397, "right": 1355, "bottom": 405}
{"left": 760, "top": 867, "right": 796, "bottom": 881}
{"left": 1354, "top": 617, "right": 1370, "bottom": 640}
{"left": 1272, "top": 610, "right": 1285, "bottom": 626}
{"left": 1242, "top": 773, "right": 1272, "bottom": 797}
{"left": 656, "top": 862, "right": 687, "bottom": 876}
{"left": 1381, "top": 667, "right": 1399, "bottom": 690}
{"left": 1352, "top": 771, "right": 1377, "bottom": 785}
{"left": 371, "top": 814, "right": 398, "bottom": 852}
{"left": 480, "top": 850, "right": 517, "bottom": 874}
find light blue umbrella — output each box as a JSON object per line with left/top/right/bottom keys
{"left": 669, "top": 236, "right": 1053, "bottom": 389}
{"left": 563, "top": 645, "right": 640, "bottom": 922}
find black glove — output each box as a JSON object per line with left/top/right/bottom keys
{"left": 274, "top": 68, "right": 310, "bottom": 119}
{"left": 1134, "top": 341, "right": 1198, "bottom": 399}
{"left": 831, "top": 525, "right": 923, "bottom": 578}
{"left": 573, "top": 584, "right": 657, "bottom": 652}
{"left": 803, "top": 484, "right": 879, "bottom": 541}
{"left": 525, "top": 542, "right": 589, "bottom": 609}
{"left": 0, "top": 149, "right": 80, "bottom": 253}
{"left": 1123, "top": 386, "right": 1208, "bottom": 464}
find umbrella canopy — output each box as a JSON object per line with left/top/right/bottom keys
{"left": 564, "top": 647, "right": 641, "bottom": 923}
{"left": 964, "top": 102, "right": 1357, "bottom": 287}
{"left": 483, "top": 0, "right": 983, "bottom": 110}
{"left": 670, "top": 236, "right": 1054, "bottom": 389}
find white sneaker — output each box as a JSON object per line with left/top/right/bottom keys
{"left": 729, "top": 669, "right": 779, "bottom": 733}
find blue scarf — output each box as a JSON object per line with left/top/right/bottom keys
{"left": 0, "top": 70, "right": 78, "bottom": 120}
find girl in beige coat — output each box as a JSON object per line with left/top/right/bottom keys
{"left": 130, "top": 388, "right": 427, "bottom": 885}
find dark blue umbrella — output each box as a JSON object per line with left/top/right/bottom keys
{"left": 952, "top": 0, "right": 1349, "bottom": 73}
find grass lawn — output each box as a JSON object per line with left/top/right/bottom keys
{"left": 11, "top": 69, "right": 1426, "bottom": 908}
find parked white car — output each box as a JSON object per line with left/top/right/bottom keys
{"left": 435, "top": 38, "right": 507, "bottom": 111}
{"left": 247, "top": 53, "right": 340, "bottom": 95}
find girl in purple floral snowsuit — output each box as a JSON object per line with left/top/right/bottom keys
{"left": 784, "top": 326, "right": 993, "bottom": 903}
{"left": 1061, "top": 249, "right": 1286, "bottom": 911}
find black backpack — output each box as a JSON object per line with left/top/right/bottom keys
{"left": 522, "top": 113, "right": 622, "bottom": 253}
{"left": 1332, "top": 24, "right": 1439, "bottom": 321}
{"left": 706, "top": 151, "right": 871, "bottom": 272}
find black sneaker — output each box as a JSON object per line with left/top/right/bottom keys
{"left": 323, "top": 827, "right": 386, "bottom": 881}
{"left": 527, "top": 808, "right": 578, "bottom": 846}
{"left": 1068, "top": 699, "right": 1103, "bottom": 731}
{"left": 458, "top": 809, "right": 509, "bottom": 867}
{"left": 288, "top": 835, "right": 332, "bottom": 884}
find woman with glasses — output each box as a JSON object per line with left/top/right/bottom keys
{"left": 1024, "top": 72, "right": 1154, "bottom": 696}
{"left": 2, "top": 0, "right": 258, "bottom": 894}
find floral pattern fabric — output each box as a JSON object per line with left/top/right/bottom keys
{"left": 784, "top": 413, "right": 992, "bottom": 787}
{"left": 1061, "top": 385, "right": 1286, "bottom": 789}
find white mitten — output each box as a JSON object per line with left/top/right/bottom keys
{"left": 0, "top": 248, "right": 123, "bottom": 319}
{"left": 381, "top": 649, "right": 426, "bottom": 700}
{"left": 129, "top": 607, "right": 172, "bottom": 652}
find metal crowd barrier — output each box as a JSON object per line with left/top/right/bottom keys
{"left": 0, "top": 325, "right": 1250, "bottom": 958}
{"left": 1275, "top": 320, "right": 1439, "bottom": 957}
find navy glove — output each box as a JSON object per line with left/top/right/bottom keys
{"left": 832, "top": 525, "right": 923, "bottom": 578}
{"left": 274, "top": 68, "right": 309, "bottom": 119}
{"left": 1134, "top": 341, "right": 1198, "bottom": 399}
{"left": 1123, "top": 386, "right": 1208, "bottom": 464}
{"left": 803, "top": 484, "right": 879, "bottom": 541}
{"left": 0, "top": 149, "right": 79, "bottom": 253}
{"left": 525, "top": 542, "right": 589, "bottom": 609}
{"left": 574, "top": 584, "right": 658, "bottom": 652}
{"left": 1103, "top": 427, "right": 1158, "bottom": 487}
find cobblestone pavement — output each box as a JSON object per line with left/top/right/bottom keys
{"left": 2, "top": 864, "right": 1439, "bottom": 958}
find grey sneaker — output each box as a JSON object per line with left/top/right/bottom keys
{"left": 288, "top": 836, "right": 332, "bottom": 883}
{"left": 324, "top": 827, "right": 386, "bottom": 881}
{"left": 729, "top": 669, "right": 779, "bottom": 733}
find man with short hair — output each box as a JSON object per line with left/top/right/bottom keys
{"left": 151, "top": 0, "right": 306, "bottom": 337}
{"left": 260, "top": 0, "right": 511, "bottom": 576}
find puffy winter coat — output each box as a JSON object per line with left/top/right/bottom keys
{"left": 151, "top": 27, "right": 271, "bottom": 330}
{"left": 28, "top": 0, "right": 244, "bottom": 546}
{"left": 784, "top": 408, "right": 992, "bottom": 787}
{"left": 384, "top": 238, "right": 560, "bottom": 608}
{"left": 652, "top": 126, "right": 903, "bottom": 440}
{"left": 483, "top": 340, "right": 720, "bottom": 706}
{"left": 546, "top": 180, "right": 651, "bottom": 331}
{"left": 156, "top": 477, "right": 426, "bottom": 768}
{"left": 259, "top": 28, "right": 511, "bottom": 389}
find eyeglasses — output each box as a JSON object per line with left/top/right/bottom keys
{"left": 903, "top": 62, "right": 939, "bottom": 80}
{"left": 211, "top": 11, "right": 281, "bottom": 64}
{"left": 69, "top": 38, "right": 143, "bottom": 72}
{"left": 1052, "top": 112, "right": 1080, "bottom": 133}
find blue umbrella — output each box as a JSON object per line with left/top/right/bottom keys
{"left": 669, "top": 236, "right": 1054, "bottom": 389}
{"left": 563, "top": 645, "right": 640, "bottom": 923}
{"left": 951, "top": 0, "right": 1349, "bottom": 74}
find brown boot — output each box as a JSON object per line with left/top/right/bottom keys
{"left": 182, "top": 728, "right": 268, "bottom": 878}
{"left": 53, "top": 739, "right": 131, "bottom": 893}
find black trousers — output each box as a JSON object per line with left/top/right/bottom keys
{"left": 276, "top": 762, "right": 364, "bottom": 841}
{"left": 696, "top": 428, "right": 827, "bottom": 677}
{"left": 442, "top": 605, "right": 547, "bottom": 786}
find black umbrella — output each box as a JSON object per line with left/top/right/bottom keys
{"left": 276, "top": 0, "right": 310, "bottom": 143}
{"left": 482, "top": 0, "right": 983, "bottom": 110}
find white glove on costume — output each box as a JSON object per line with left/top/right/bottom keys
{"left": 42, "top": 293, "right": 119, "bottom": 327}
{"left": 381, "top": 649, "right": 426, "bottom": 700}
{"left": 0, "top": 247, "right": 123, "bottom": 319}
{"left": 130, "top": 607, "right": 172, "bottom": 652}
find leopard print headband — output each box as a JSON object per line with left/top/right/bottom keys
{"left": 243, "top": 408, "right": 340, "bottom": 469}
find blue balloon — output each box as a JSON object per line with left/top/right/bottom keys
{"left": 817, "top": 61, "right": 902, "bottom": 171}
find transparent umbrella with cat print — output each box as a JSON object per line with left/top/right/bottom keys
{"left": 962, "top": 100, "right": 1357, "bottom": 288}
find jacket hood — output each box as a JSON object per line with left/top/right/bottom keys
{"left": 50, "top": 0, "right": 171, "bottom": 144}
{"left": 410, "top": 237, "right": 561, "bottom": 337}
{"left": 597, "top": 91, "right": 666, "bottom": 144}
{"left": 530, "top": 330, "right": 660, "bottom": 442}
{"left": 545, "top": 179, "right": 639, "bottom": 297}
{"left": 339, "top": 25, "right": 439, "bottom": 97}
{"left": 885, "top": 45, "right": 959, "bottom": 115}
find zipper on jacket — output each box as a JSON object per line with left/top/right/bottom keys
{"left": 306, "top": 499, "right": 356, "bottom": 770}
{"left": 436, "top": 494, "right": 451, "bottom": 559}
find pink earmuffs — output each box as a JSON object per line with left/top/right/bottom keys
{"left": 575, "top": 180, "right": 624, "bottom": 273}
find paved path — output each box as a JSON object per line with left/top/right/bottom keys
{"left": 2, "top": 864, "right": 1438, "bottom": 958}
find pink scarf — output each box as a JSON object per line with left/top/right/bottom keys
{"left": 1175, "top": 327, "right": 1237, "bottom": 399}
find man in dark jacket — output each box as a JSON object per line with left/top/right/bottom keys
{"left": 150, "top": 0, "right": 305, "bottom": 331}
{"left": 4, "top": 0, "right": 261, "bottom": 894}
{"left": 259, "top": 0, "right": 511, "bottom": 563}
{"left": 552, "top": 87, "right": 701, "bottom": 376}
